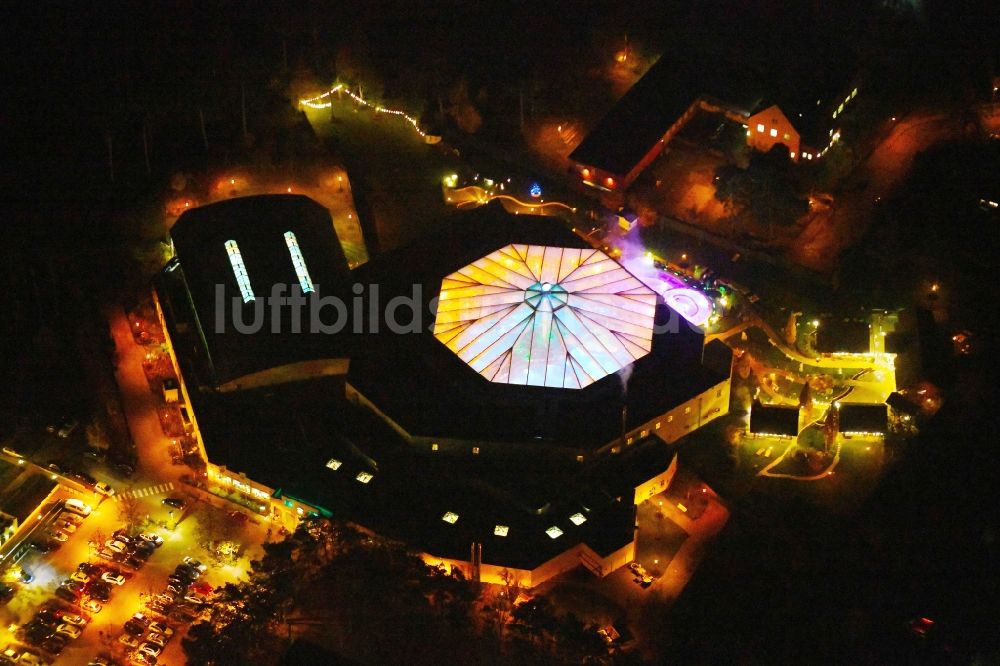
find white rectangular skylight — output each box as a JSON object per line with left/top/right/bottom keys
{"left": 325, "top": 459, "right": 342, "bottom": 470}
{"left": 224, "top": 239, "right": 254, "bottom": 303}
{"left": 283, "top": 231, "right": 314, "bottom": 294}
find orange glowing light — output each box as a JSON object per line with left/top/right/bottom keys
{"left": 287, "top": 187, "right": 292, "bottom": 193}
{"left": 582, "top": 168, "right": 591, "bottom": 178}
{"left": 605, "top": 177, "right": 615, "bottom": 188}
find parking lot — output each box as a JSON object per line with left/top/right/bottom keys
{"left": 1, "top": 488, "right": 261, "bottom": 666}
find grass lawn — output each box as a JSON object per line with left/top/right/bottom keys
{"left": 303, "top": 98, "right": 463, "bottom": 253}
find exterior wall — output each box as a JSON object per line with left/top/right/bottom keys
{"left": 634, "top": 453, "right": 679, "bottom": 504}
{"left": 746, "top": 106, "right": 801, "bottom": 160}
{"left": 421, "top": 538, "right": 636, "bottom": 589}
{"left": 601, "top": 375, "right": 731, "bottom": 455}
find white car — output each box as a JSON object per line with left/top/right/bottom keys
{"left": 55, "top": 623, "right": 81, "bottom": 639}
{"left": 104, "top": 540, "right": 126, "bottom": 554}
{"left": 58, "top": 613, "right": 87, "bottom": 626}
{"left": 94, "top": 482, "right": 115, "bottom": 497}
{"left": 101, "top": 572, "right": 125, "bottom": 586}
{"left": 138, "top": 642, "right": 161, "bottom": 657}
{"left": 145, "top": 633, "right": 167, "bottom": 648}
{"left": 147, "top": 622, "right": 173, "bottom": 638}
{"left": 137, "top": 533, "right": 163, "bottom": 547}
{"left": 81, "top": 599, "right": 103, "bottom": 614}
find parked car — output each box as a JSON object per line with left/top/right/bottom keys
{"left": 94, "top": 482, "right": 115, "bottom": 497}
{"left": 0, "top": 584, "right": 15, "bottom": 603}
{"left": 55, "top": 624, "right": 81, "bottom": 639}
{"left": 104, "top": 540, "right": 126, "bottom": 554}
{"left": 137, "top": 533, "right": 163, "bottom": 547}
{"left": 56, "top": 522, "right": 77, "bottom": 533}
{"left": 132, "top": 652, "right": 157, "bottom": 665}
{"left": 55, "top": 587, "right": 78, "bottom": 602}
{"left": 69, "top": 572, "right": 89, "bottom": 584}
{"left": 181, "top": 557, "right": 206, "bottom": 572}
{"left": 80, "top": 599, "right": 103, "bottom": 614}
{"left": 138, "top": 642, "right": 161, "bottom": 657}
{"left": 101, "top": 572, "right": 125, "bottom": 586}
{"left": 41, "top": 635, "right": 67, "bottom": 655}
{"left": 49, "top": 530, "right": 69, "bottom": 542}
{"left": 162, "top": 498, "right": 185, "bottom": 509}
{"left": 119, "top": 633, "right": 140, "bottom": 647}
{"left": 61, "top": 581, "right": 83, "bottom": 595}
{"left": 147, "top": 622, "right": 173, "bottom": 638}
{"left": 124, "top": 556, "right": 145, "bottom": 570}
{"left": 56, "top": 613, "right": 86, "bottom": 627}
{"left": 77, "top": 562, "right": 101, "bottom": 575}
{"left": 144, "top": 633, "right": 166, "bottom": 648}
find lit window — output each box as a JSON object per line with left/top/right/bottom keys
{"left": 684, "top": 407, "right": 691, "bottom": 414}
{"left": 655, "top": 422, "right": 661, "bottom": 430}
{"left": 355, "top": 471, "right": 373, "bottom": 484}
{"left": 325, "top": 458, "right": 342, "bottom": 470}
{"left": 546, "top": 526, "right": 564, "bottom": 539}
{"left": 783, "top": 133, "right": 790, "bottom": 141}
{"left": 472, "top": 447, "right": 479, "bottom": 455}
{"left": 283, "top": 231, "right": 314, "bottom": 294}
{"left": 626, "top": 437, "right": 633, "bottom": 445}
{"left": 640, "top": 429, "right": 648, "bottom": 438}
{"left": 605, "top": 177, "right": 615, "bottom": 188}
{"left": 296, "top": 507, "right": 303, "bottom": 515}
{"left": 441, "top": 511, "right": 459, "bottom": 524}
{"left": 581, "top": 168, "right": 591, "bottom": 178}
{"left": 837, "top": 103, "right": 844, "bottom": 114}
{"left": 667, "top": 415, "right": 673, "bottom": 423}
{"left": 431, "top": 443, "right": 439, "bottom": 451}
{"left": 832, "top": 110, "right": 838, "bottom": 119}
{"left": 769, "top": 128, "right": 778, "bottom": 137}
{"left": 851, "top": 87, "right": 858, "bottom": 98}
{"left": 224, "top": 240, "right": 254, "bottom": 303}
{"left": 756, "top": 123, "right": 765, "bottom": 133}
{"left": 569, "top": 512, "right": 587, "bottom": 526}
{"left": 494, "top": 525, "right": 509, "bottom": 537}
{"left": 790, "top": 152, "right": 796, "bottom": 159}
{"left": 576, "top": 455, "right": 584, "bottom": 462}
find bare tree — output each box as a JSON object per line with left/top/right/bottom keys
{"left": 117, "top": 494, "right": 144, "bottom": 533}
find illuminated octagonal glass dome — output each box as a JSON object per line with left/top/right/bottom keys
{"left": 433, "top": 245, "right": 658, "bottom": 389}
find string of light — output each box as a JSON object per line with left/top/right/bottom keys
{"left": 300, "top": 85, "right": 427, "bottom": 138}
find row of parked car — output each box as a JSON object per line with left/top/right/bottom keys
{"left": 7, "top": 600, "right": 91, "bottom": 662}
{"left": 118, "top": 557, "right": 210, "bottom": 665}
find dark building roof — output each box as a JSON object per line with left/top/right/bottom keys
{"left": 163, "top": 195, "right": 353, "bottom": 386}
{"left": 838, "top": 404, "right": 888, "bottom": 434}
{"left": 886, "top": 391, "right": 920, "bottom": 416}
{"left": 749, "top": 401, "right": 799, "bottom": 436}
{"left": 815, "top": 318, "right": 870, "bottom": 354}
{"left": 569, "top": 52, "right": 765, "bottom": 177}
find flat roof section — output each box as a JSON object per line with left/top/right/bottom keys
{"left": 749, "top": 401, "right": 799, "bottom": 437}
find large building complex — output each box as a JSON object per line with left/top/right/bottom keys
{"left": 155, "top": 195, "right": 732, "bottom": 586}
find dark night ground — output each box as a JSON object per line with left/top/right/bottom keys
{"left": 2, "top": 2, "right": 999, "bottom": 663}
